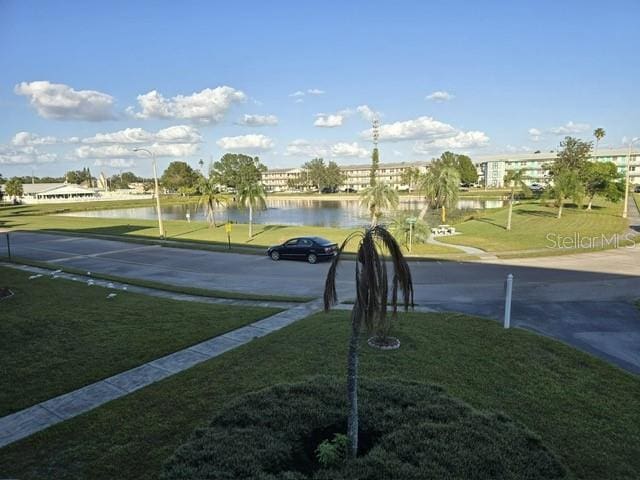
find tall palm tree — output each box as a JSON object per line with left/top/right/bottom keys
{"left": 593, "top": 128, "right": 606, "bottom": 160}
{"left": 417, "top": 171, "right": 438, "bottom": 220}
{"left": 417, "top": 166, "right": 460, "bottom": 221}
{"left": 198, "top": 179, "right": 228, "bottom": 228}
{"left": 359, "top": 182, "right": 399, "bottom": 226}
{"left": 237, "top": 181, "right": 267, "bottom": 238}
{"left": 324, "top": 225, "right": 413, "bottom": 458}
{"left": 503, "top": 169, "right": 531, "bottom": 231}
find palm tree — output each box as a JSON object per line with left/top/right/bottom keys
{"left": 417, "top": 171, "right": 438, "bottom": 220}
{"left": 552, "top": 170, "right": 584, "bottom": 219}
{"left": 417, "top": 166, "right": 460, "bottom": 221}
{"left": 237, "top": 181, "right": 267, "bottom": 238}
{"left": 359, "top": 182, "right": 399, "bottom": 227}
{"left": 197, "top": 179, "right": 228, "bottom": 228}
{"left": 324, "top": 225, "right": 414, "bottom": 458}
{"left": 503, "top": 169, "right": 531, "bottom": 231}
{"left": 593, "top": 128, "right": 606, "bottom": 159}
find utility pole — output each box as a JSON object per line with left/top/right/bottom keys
{"left": 623, "top": 138, "right": 638, "bottom": 219}
{"left": 133, "top": 148, "right": 165, "bottom": 238}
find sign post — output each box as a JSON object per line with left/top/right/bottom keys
{"left": 406, "top": 217, "right": 417, "bottom": 253}
{"left": 503, "top": 274, "right": 513, "bottom": 328}
{"left": 225, "top": 222, "right": 232, "bottom": 250}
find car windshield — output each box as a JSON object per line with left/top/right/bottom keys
{"left": 311, "top": 237, "right": 333, "bottom": 246}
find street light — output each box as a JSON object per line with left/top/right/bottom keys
{"left": 133, "top": 148, "right": 165, "bottom": 238}
{"left": 622, "top": 137, "right": 639, "bottom": 219}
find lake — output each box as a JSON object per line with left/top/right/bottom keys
{"left": 61, "top": 198, "right": 506, "bottom": 228}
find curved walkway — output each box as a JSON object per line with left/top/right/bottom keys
{"left": 427, "top": 235, "right": 498, "bottom": 260}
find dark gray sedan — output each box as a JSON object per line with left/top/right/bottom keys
{"left": 267, "top": 237, "right": 338, "bottom": 264}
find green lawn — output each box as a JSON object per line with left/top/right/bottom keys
{"left": 0, "top": 266, "right": 280, "bottom": 417}
{"left": 439, "top": 198, "right": 629, "bottom": 254}
{"left": 1, "top": 310, "right": 638, "bottom": 480}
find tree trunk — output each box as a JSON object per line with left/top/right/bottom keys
{"left": 506, "top": 199, "right": 514, "bottom": 231}
{"left": 346, "top": 311, "right": 361, "bottom": 458}
{"left": 248, "top": 204, "right": 253, "bottom": 238}
{"left": 557, "top": 201, "right": 563, "bottom": 219}
{"left": 587, "top": 195, "right": 594, "bottom": 211}
{"left": 418, "top": 200, "right": 429, "bottom": 221}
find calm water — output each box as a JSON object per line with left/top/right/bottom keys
{"left": 61, "top": 198, "right": 506, "bottom": 228}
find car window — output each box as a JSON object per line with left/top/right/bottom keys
{"left": 285, "top": 239, "right": 298, "bottom": 246}
{"left": 298, "top": 239, "right": 313, "bottom": 247}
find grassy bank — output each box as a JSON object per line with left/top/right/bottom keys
{"left": 0, "top": 266, "right": 280, "bottom": 417}
{"left": 1, "top": 310, "right": 638, "bottom": 479}
{"left": 438, "top": 198, "right": 629, "bottom": 254}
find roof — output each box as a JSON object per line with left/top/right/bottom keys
{"left": 32, "top": 184, "right": 96, "bottom": 196}
{"left": 21, "top": 183, "right": 66, "bottom": 194}
{"left": 475, "top": 148, "right": 637, "bottom": 164}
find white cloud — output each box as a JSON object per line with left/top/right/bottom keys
{"left": 549, "top": 121, "right": 590, "bottom": 135}
{"left": 94, "top": 159, "right": 137, "bottom": 168}
{"left": 11, "top": 131, "right": 57, "bottom": 146}
{"left": 370, "top": 116, "right": 457, "bottom": 142}
{"left": 14, "top": 81, "right": 115, "bottom": 121}
{"left": 356, "top": 105, "right": 379, "bottom": 122}
{"left": 0, "top": 145, "right": 57, "bottom": 165}
{"left": 130, "top": 86, "right": 246, "bottom": 123}
{"left": 528, "top": 128, "right": 542, "bottom": 141}
{"left": 314, "top": 114, "right": 344, "bottom": 128}
{"left": 426, "top": 91, "right": 454, "bottom": 102}
{"left": 307, "top": 88, "right": 325, "bottom": 95}
{"left": 330, "top": 142, "right": 368, "bottom": 158}
{"left": 414, "top": 131, "right": 489, "bottom": 154}
{"left": 238, "top": 114, "right": 278, "bottom": 126}
{"left": 289, "top": 91, "right": 305, "bottom": 98}
{"left": 81, "top": 125, "right": 201, "bottom": 145}
{"left": 284, "top": 139, "right": 328, "bottom": 158}
{"left": 216, "top": 134, "right": 274, "bottom": 152}
{"left": 76, "top": 143, "right": 198, "bottom": 160}
{"left": 289, "top": 88, "right": 325, "bottom": 100}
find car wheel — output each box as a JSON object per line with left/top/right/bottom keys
{"left": 307, "top": 253, "right": 318, "bottom": 264}
{"left": 270, "top": 251, "right": 280, "bottom": 261}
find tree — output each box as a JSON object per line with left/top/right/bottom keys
{"left": 65, "top": 168, "right": 92, "bottom": 185}
{"left": 302, "top": 158, "right": 327, "bottom": 192}
{"left": 456, "top": 154, "right": 478, "bottom": 184}
{"left": 417, "top": 165, "right": 461, "bottom": 221}
{"left": 210, "top": 154, "right": 266, "bottom": 190}
{"left": 369, "top": 147, "right": 379, "bottom": 186}
{"left": 551, "top": 170, "right": 584, "bottom": 219}
{"left": 400, "top": 167, "right": 421, "bottom": 191}
{"left": 389, "top": 211, "right": 430, "bottom": 250}
{"left": 324, "top": 161, "right": 345, "bottom": 191}
{"left": 237, "top": 181, "right": 267, "bottom": 238}
{"left": 593, "top": 128, "right": 606, "bottom": 159}
{"left": 359, "top": 182, "right": 399, "bottom": 226}
{"left": 503, "top": 169, "right": 531, "bottom": 231}
{"left": 110, "top": 171, "right": 142, "bottom": 189}
{"left": 551, "top": 137, "right": 592, "bottom": 175}
{"left": 323, "top": 225, "right": 413, "bottom": 458}
{"left": 198, "top": 179, "right": 229, "bottom": 228}
{"left": 5, "top": 178, "right": 24, "bottom": 200}
{"left": 582, "top": 161, "right": 622, "bottom": 210}
{"left": 161, "top": 161, "right": 199, "bottom": 193}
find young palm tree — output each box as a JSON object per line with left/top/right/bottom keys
{"left": 418, "top": 166, "right": 460, "bottom": 222}
{"left": 197, "top": 180, "right": 228, "bottom": 228}
{"left": 237, "top": 181, "right": 267, "bottom": 238}
{"left": 503, "top": 169, "right": 531, "bottom": 231}
{"left": 417, "top": 171, "right": 437, "bottom": 220}
{"left": 359, "top": 182, "right": 399, "bottom": 226}
{"left": 324, "top": 225, "right": 414, "bottom": 458}
{"left": 552, "top": 170, "right": 584, "bottom": 219}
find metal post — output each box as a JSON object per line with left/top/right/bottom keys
{"left": 6, "top": 233, "right": 10, "bottom": 260}
{"left": 408, "top": 222, "right": 413, "bottom": 253}
{"left": 133, "top": 148, "right": 165, "bottom": 238}
{"left": 504, "top": 274, "right": 513, "bottom": 328}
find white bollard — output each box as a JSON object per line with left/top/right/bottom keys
{"left": 504, "top": 274, "right": 513, "bottom": 328}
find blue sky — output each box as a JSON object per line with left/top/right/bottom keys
{"left": 1, "top": 0, "right": 639, "bottom": 177}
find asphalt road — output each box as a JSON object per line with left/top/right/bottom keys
{"left": 2, "top": 231, "right": 639, "bottom": 374}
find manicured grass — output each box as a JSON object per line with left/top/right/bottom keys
{"left": 1, "top": 311, "right": 638, "bottom": 479}
{"left": 0, "top": 203, "right": 459, "bottom": 256}
{"left": 0, "top": 266, "right": 280, "bottom": 417}
{"left": 438, "top": 198, "right": 629, "bottom": 254}
{"left": 5, "top": 256, "right": 313, "bottom": 303}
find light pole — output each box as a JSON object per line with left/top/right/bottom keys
{"left": 622, "top": 137, "right": 638, "bottom": 219}
{"left": 133, "top": 148, "right": 165, "bottom": 238}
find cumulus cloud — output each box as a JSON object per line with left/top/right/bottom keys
{"left": 413, "top": 131, "right": 489, "bottom": 154}
{"left": 549, "top": 121, "right": 590, "bottom": 135}
{"left": 216, "top": 134, "right": 274, "bottom": 152}
{"left": 81, "top": 125, "right": 201, "bottom": 145}
{"left": 76, "top": 143, "right": 199, "bottom": 160}
{"left": 314, "top": 114, "right": 344, "bottom": 128}
{"left": 94, "top": 159, "right": 137, "bottom": 168}
{"left": 14, "top": 81, "right": 115, "bottom": 121}
{"left": 289, "top": 88, "right": 325, "bottom": 100}
{"left": 330, "top": 142, "right": 368, "bottom": 158}
{"left": 0, "top": 145, "right": 57, "bottom": 165}
{"left": 289, "top": 90, "right": 305, "bottom": 98}
{"left": 284, "top": 139, "right": 328, "bottom": 158}
{"left": 238, "top": 114, "right": 278, "bottom": 126}
{"left": 426, "top": 91, "right": 454, "bottom": 102}
{"left": 528, "top": 128, "right": 542, "bottom": 141}
{"left": 11, "top": 131, "right": 57, "bottom": 146}
{"left": 370, "top": 116, "right": 457, "bottom": 142}
{"left": 356, "top": 105, "right": 379, "bottom": 122}
{"left": 129, "top": 86, "right": 246, "bottom": 123}
{"left": 307, "top": 88, "right": 325, "bottom": 95}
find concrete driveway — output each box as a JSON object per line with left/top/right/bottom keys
{"left": 2, "top": 231, "right": 639, "bottom": 374}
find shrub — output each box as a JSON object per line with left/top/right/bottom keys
{"left": 162, "top": 377, "right": 567, "bottom": 480}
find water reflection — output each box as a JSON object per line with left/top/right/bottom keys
{"left": 61, "top": 198, "right": 505, "bottom": 228}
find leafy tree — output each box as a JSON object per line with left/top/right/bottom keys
{"left": 0, "top": 173, "right": 4, "bottom": 185}
{"left": 302, "top": 158, "right": 327, "bottom": 192}
{"left": 582, "top": 161, "right": 622, "bottom": 210}
{"left": 5, "top": 178, "right": 24, "bottom": 199}
{"left": 323, "top": 225, "right": 414, "bottom": 458}
{"left": 161, "top": 161, "right": 199, "bottom": 193}
{"left": 359, "top": 182, "right": 399, "bottom": 226}
{"left": 456, "top": 154, "right": 478, "bottom": 184}
{"left": 210, "top": 154, "right": 266, "bottom": 190}
{"left": 503, "top": 169, "right": 531, "bottom": 231}
{"left": 369, "top": 147, "right": 379, "bottom": 186}
{"left": 198, "top": 179, "right": 229, "bottom": 228}
{"left": 551, "top": 137, "right": 592, "bottom": 175}
{"left": 550, "top": 170, "right": 584, "bottom": 219}
{"left": 325, "top": 161, "right": 345, "bottom": 191}
{"left": 400, "top": 167, "right": 421, "bottom": 191}
{"left": 65, "top": 168, "right": 93, "bottom": 185}
{"left": 237, "top": 181, "right": 267, "bottom": 238}
{"left": 110, "top": 171, "right": 142, "bottom": 189}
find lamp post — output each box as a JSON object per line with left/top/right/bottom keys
{"left": 622, "top": 137, "right": 639, "bottom": 219}
{"left": 133, "top": 148, "right": 165, "bottom": 238}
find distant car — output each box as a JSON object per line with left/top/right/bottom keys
{"left": 342, "top": 187, "right": 357, "bottom": 193}
{"left": 530, "top": 183, "right": 545, "bottom": 193}
{"left": 267, "top": 237, "right": 338, "bottom": 264}
{"left": 634, "top": 185, "right": 640, "bottom": 193}
{"left": 321, "top": 187, "right": 338, "bottom": 194}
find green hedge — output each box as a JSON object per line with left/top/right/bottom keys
{"left": 162, "top": 377, "right": 567, "bottom": 480}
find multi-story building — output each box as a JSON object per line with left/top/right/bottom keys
{"left": 261, "top": 161, "right": 428, "bottom": 192}
{"left": 476, "top": 148, "right": 640, "bottom": 188}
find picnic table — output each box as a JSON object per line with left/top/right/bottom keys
{"left": 431, "top": 224, "right": 456, "bottom": 236}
